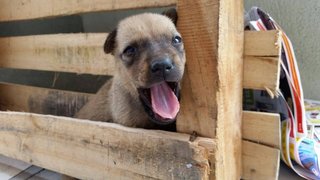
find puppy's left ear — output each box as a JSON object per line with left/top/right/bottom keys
{"left": 104, "top": 29, "right": 117, "bottom": 54}
{"left": 162, "top": 8, "right": 178, "bottom": 26}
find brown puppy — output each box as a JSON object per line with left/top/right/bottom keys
{"left": 75, "top": 9, "right": 186, "bottom": 129}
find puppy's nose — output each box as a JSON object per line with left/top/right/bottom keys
{"left": 151, "top": 58, "right": 174, "bottom": 74}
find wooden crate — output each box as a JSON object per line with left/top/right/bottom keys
{"left": 242, "top": 30, "right": 282, "bottom": 180}
{"left": 0, "top": 0, "right": 281, "bottom": 179}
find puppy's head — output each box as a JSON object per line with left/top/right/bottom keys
{"left": 104, "top": 9, "right": 185, "bottom": 125}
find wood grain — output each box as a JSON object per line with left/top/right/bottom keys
{"left": 243, "top": 56, "right": 280, "bottom": 93}
{"left": 0, "top": 33, "right": 115, "bottom": 75}
{"left": 242, "top": 140, "right": 280, "bottom": 180}
{"left": 0, "top": 111, "right": 215, "bottom": 179}
{"left": 0, "top": 83, "right": 91, "bottom": 117}
{"left": 176, "top": 0, "right": 219, "bottom": 137}
{"left": 215, "top": 0, "right": 244, "bottom": 179}
{"left": 0, "top": 0, "right": 177, "bottom": 22}
{"left": 177, "top": 0, "right": 244, "bottom": 179}
{"left": 242, "top": 111, "right": 281, "bottom": 148}
{"left": 244, "top": 30, "right": 281, "bottom": 57}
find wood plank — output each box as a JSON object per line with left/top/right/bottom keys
{"left": 242, "top": 111, "right": 281, "bottom": 148}
{"left": 214, "top": 0, "right": 244, "bottom": 179}
{"left": 242, "top": 140, "right": 280, "bottom": 180}
{"left": 0, "top": 111, "right": 215, "bottom": 179}
{"left": 177, "top": 0, "right": 244, "bottom": 179}
{"left": 243, "top": 56, "right": 280, "bottom": 93}
{"left": 244, "top": 30, "right": 282, "bottom": 56}
{"left": 176, "top": 0, "right": 219, "bottom": 138}
{"left": 0, "top": 83, "right": 91, "bottom": 117}
{"left": 0, "top": 0, "right": 177, "bottom": 22}
{"left": 0, "top": 33, "right": 115, "bottom": 75}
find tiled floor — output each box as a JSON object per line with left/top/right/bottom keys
{"left": 279, "top": 162, "right": 305, "bottom": 180}
{"left": 0, "top": 155, "right": 60, "bottom": 180}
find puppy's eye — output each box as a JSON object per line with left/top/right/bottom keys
{"left": 123, "top": 46, "right": 136, "bottom": 56}
{"left": 172, "top": 36, "right": 182, "bottom": 44}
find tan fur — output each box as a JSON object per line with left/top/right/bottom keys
{"left": 75, "top": 12, "right": 185, "bottom": 129}
{"left": 116, "top": 13, "right": 178, "bottom": 53}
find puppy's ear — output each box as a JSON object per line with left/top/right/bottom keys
{"left": 162, "top": 8, "right": 178, "bottom": 26}
{"left": 104, "top": 29, "right": 117, "bottom": 54}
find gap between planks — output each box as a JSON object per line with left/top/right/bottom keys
{"left": 0, "top": 83, "right": 91, "bottom": 117}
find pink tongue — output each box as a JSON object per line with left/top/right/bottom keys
{"left": 150, "top": 82, "right": 180, "bottom": 119}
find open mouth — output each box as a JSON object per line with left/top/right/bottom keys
{"left": 138, "top": 82, "right": 180, "bottom": 125}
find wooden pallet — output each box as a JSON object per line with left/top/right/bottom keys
{"left": 242, "top": 30, "right": 282, "bottom": 180}
{"left": 0, "top": 0, "right": 281, "bottom": 179}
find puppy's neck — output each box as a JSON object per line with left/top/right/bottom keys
{"left": 112, "top": 70, "right": 138, "bottom": 97}
{"left": 109, "top": 72, "right": 152, "bottom": 128}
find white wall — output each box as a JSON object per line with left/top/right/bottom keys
{"left": 245, "top": 0, "right": 320, "bottom": 100}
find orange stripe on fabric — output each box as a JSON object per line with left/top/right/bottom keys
{"left": 282, "top": 33, "right": 304, "bottom": 133}
{"left": 282, "top": 33, "right": 301, "bottom": 97}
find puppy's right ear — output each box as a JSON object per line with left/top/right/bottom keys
{"left": 104, "top": 29, "right": 117, "bottom": 54}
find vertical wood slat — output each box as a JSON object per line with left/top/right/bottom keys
{"left": 215, "top": 0, "right": 244, "bottom": 179}
{"left": 0, "top": 0, "right": 177, "bottom": 22}
{"left": 176, "top": 0, "right": 219, "bottom": 138}
{"left": 177, "top": 0, "right": 244, "bottom": 179}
